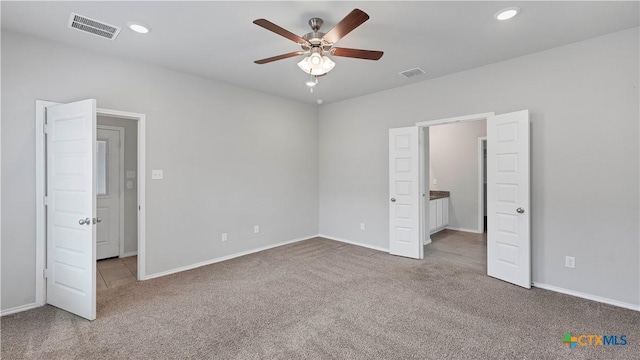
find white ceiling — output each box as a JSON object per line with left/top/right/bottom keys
{"left": 2, "top": 1, "right": 638, "bottom": 105}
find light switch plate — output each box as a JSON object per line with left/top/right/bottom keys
{"left": 126, "top": 171, "right": 136, "bottom": 179}
{"left": 152, "top": 170, "right": 164, "bottom": 180}
{"left": 126, "top": 180, "right": 133, "bottom": 189}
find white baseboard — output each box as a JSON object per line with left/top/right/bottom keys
{"left": 533, "top": 282, "right": 640, "bottom": 312}
{"left": 445, "top": 226, "right": 483, "bottom": 234}
{"left": 143, "top": 235, "right": 317, "bottom": 280}
{"left": 120, "top": 251, "right": 137, "bottom": 258}
{"left": 318, "top": 234, "right": 389, "bottom": 253}
{"left": 1, "top": 302, "right": 39, "bottom": 317}
{"left": 424, "top": 237, "right": 432, "bottom": 245}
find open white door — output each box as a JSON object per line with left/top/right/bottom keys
{"left": 389, "top": 126, "right": 423, "bottom": 259}
{"left": 487, "top": 110, "right": 530, "bottom": 288}
{"left": 46, "top": 99, "right": 97, "bottom": 320}
{"left": 96, "top": 127, "right": 122, "bottom": 260}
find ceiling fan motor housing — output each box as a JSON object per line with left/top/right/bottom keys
{"left": 302, "top": 18, "right": 332, "bottom": 51}
{"left": 308, "top": 17, "right": 323, "bottom": 31}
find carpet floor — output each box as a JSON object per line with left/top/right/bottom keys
{"left": 2, "top": 237, "right": 639, "bottom": 359}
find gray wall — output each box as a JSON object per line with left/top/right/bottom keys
{"left": 429, "top": 120, "right": 486, "bottom": 232}
{"left": 319, "top": 28, "right": 639, "bottom": 306}
{"left": 1, "top": 31, "right": 319, "bottom": 311}
{"left": 97, "top": 116, "right": 138, "bottom": 255}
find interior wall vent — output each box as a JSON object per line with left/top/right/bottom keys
{"left": 399, "top": 67, "right": 425, "bottom": 78}
{"left": 67, "top": 13, "right": 121, "bottom": 40}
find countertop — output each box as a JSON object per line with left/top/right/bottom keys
{"left": 430, "top": 190, "right": 450, "bottom": 200}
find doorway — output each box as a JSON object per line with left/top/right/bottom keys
{"left": 96, "top": 118, "right": 139, "bottom": 291}
{"left": 389, "top": 110, "right": 531, "bottom": 289}
{"left": 428, "top": 120, "right": 487, "bottom": 235}
{"left": 96, "top": 116, "right": 139, "bottom": 261}
{"left": 34, "top": 100, "right": 147, "bottom": 319}
{"left": 424, "top": 120, "right": 487, "bottom": 271}
{"left": 96, "top": 125, "right": 124, "bottom": 260}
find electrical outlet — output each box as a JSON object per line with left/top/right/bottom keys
{"left": 433, "top": 178, "right": 438, "bottom": 185}
{"left": 221, "top": 233, "right": 228, "bottom": 242}
{"left": 565, "top": 256, "right": 575, "bottom": 269}
{"left": 360, "top": 223, "right": 365, "bottom": 231}
{"left": 151, "top": 169, "right": 163, "bottom": 180}
{"left": 254, "top": 225, "right": 260, "bottom": 234}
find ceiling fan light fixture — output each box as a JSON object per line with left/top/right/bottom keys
{"left": 495, "top": 7, "right": 520, "bottom": 21}
{"left": 309, "top": 52, "right": 322, "bottom": 65}
{"left": 297, "top": 58, "right": 312, "bottom": 73}
{"left": 298, "top": 55, "right": 335, "bottom": 76}
{"left": 320, "top": 56, "right": 335, "bottom": 73}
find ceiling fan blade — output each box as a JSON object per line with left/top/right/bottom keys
{"left": 254, "top": 51, "right": 303, "bottom": 64}
{"left": 331, "top": 47, "right": 383, "bottom": 60}
{"left": 323, "top": 9, "right": 370, "bottom": 44}
{"left": 253, "top": 19, "right": 309, "bottom": 45}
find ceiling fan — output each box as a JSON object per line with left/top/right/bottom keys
{"left": 253, "top": 9, "right": 383, "bottom": 77}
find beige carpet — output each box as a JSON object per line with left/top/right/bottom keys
{"left": 2, "top": 238, "right": 639, "bottom": 359}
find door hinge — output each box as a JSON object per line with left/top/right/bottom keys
{"left": 43, "top": 124, "right": 48, "bottom": 133}
{"left": 43, "top": 196, "right": 48, "bottom": 206}
{"left": 43, "top": 268, "right": 49, "bottom": 279}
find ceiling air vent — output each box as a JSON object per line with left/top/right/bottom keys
{"left": 399, "top": 67, "right": 425, "bottom": 79}
{"left": 67, "top": 13, "right": 121, "bottom": 40}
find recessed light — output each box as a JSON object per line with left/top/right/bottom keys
{"left": 317, "top": 99, "right": 324, "bottom": 105}
{"left": 127, "top": 22, "right": 150, "bottom": 34}
{"left": 495, "top": 7, "right": 520, "bottom": 21}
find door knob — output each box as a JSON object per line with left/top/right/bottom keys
{"left": 79, "top": 217, "right": 91, "bottom": 225}
{"left": 390, "top": 198, "right": 396, "bottom": 202}
{"left": 79, "top": 218, "right": 86, "bottom": 225}
{"left": 516, "top": 207, "right": 525, "bottom": 214}
{"left": 93, "top": 217, "right": 102, "bottom": 224}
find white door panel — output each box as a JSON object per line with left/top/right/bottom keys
{"left": 487, "top": 110, "right": 531, "bottom": 288}
{"left": 46, "top": 99, "right": 97, "bottom": 320}
{"left": 96, "top": 128, "right": 121, "bottom": 259}
{"left": 389, "top": 127, "right": 422, "bottom": 259}
{"left": 96, "top": 206, "right": 111, "bottom": 246}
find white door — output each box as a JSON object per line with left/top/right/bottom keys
{"left": 389, "top": 126, "right": 423, "bottom": 259}
{"left": 46, "top": 99, "right": 97, "bottom": 320}
{"left": 96, "top": 127, "right": 122, "bottom": 260}
{"left": 487, "top": 110, "right": 531, "bottom": 288}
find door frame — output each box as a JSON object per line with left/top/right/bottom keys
{"left": 96, "top": 124, "right": 126, "bottom": 258}
{"left": 35, "top": 100, "right": 147, "bottom": 307}
{"left": 478, "top": 137, "right": 487, "bottom": 234}
{"left": 415, "top": 112, "right": 494, "bottom": 245}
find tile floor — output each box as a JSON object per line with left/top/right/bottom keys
{"left": 97, "top": 256, "right": 137, "bottom": 291}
